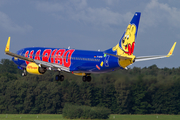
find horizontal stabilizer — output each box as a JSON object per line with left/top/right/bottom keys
{"left": 105, "top": 53, "right": 132, "bottom": 59}
{"left": 106, "top": 42, "right": 176, "bottom": 62}
{"left": 135, "top": 42, "right": 176, "bottom": 62}
{"left": 135, "top": 55, "right": 167, "bottom": 62}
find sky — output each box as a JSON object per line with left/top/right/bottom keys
{"left": 0, "top": 0, "right": 180, "bottom": 68}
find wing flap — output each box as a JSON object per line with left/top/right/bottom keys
{"left": 34, "top": 60, "right": 70, "bottom": 72}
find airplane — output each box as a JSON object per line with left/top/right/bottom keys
{"left": 4, "top": 12, "right": 176, "bottom": 82}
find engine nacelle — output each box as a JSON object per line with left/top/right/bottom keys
{"left": 26, "top": 63, "right": 46, "bottom": 75}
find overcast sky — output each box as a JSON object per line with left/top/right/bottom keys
{"left": 0, "top": 0, "right": 180, "bottom": 68}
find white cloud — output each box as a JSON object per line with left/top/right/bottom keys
{"left": 35, "top": 0, "right": 180, "bottom": 32}
{"left": 0, "top": 11, "right": 32, "bottom": 33}
{"left": 36, "top": 1, "right": 64, "bottom": 12}
{"left": 141, "top": 0, "right": 180, "bottom": 29}
{"left": 36, "top": 0, "right": 87, "bottom": 12}
{"left": 105, "top": 0, "right": 119, "bottom": 6}
{"left": 36, "top": 1, "right": 133, "bottom": 27}
{"left": 70, "top": 0, "right": 87, "bottom": 10}
{"left": 71, "top": 7, "right": 132, "bottom": 26}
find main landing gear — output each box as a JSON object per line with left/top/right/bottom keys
{"left": 55, "top": 71, "right": 64, "bottom": 81}
{"left": 22, "top": 69, "right": 27, "bottom": 76}
{"left": 82, "top": 75, "right": 91, "bottom": 82}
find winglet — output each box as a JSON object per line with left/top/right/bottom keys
{"left": 5, "top": 37, "right": 11, "bottom": 52}
{"left": 167, "top": 42, "right": 176, "bottom": 57}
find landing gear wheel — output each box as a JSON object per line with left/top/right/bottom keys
{"left": 60, "top": 75, "right": 64, "bottom": 81}
{"left": 82, "top": 76, "right": 86, "bottom": 82}
{"left": 55, "top": 75, "right": 60, "bottom": 81}
{"left": 87, "top": 76, "right": 91, "bottom": 82}
{"left": 82, "top": 75, "right": 91, "bottom": 82}
{"left": 55, "top": 75, "right": 64, "bottom": 81}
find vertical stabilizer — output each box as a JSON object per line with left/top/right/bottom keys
{"left": 105, "top": 12, "right": 141, "bottom": 56}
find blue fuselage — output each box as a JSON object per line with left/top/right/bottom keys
{"left": 12, "top": 47, "right": 121, "bottom": 73}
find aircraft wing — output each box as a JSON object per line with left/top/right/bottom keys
{"left": 105, "top": 42, "right": 176, "bottom": 62}
{"left": 5, "top": 37, "right": 70, "bottom": 72}
{"left": 34, "top": 60, "right": 70, "bottom": 72}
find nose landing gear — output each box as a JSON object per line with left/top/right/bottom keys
{"left": 55, "top": 71, "right": 64, "bottom": 81}
{"left": 22, "top": 69, "right": 27, "bottom": 76}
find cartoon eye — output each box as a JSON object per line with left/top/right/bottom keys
{"left": 124, "top": 35, "right": 127, "bottom": 39}
{"left": 127, "top": 35, "right": 129, "bottom": 40}
{"left": 122, "top": 39, "right": 125, "bottom": 43}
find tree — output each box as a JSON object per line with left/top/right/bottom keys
{"left": 129, "top": 76, "right": 152, "bottom": 114}
{"left": 114, "top": 77, "right": 131, "bottom": 114}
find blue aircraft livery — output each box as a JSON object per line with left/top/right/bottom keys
{"left": 5, "top": 12, "right": 176, "bottom": 82}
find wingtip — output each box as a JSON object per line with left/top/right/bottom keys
{"left": 5, "top": 37, "right": 11, "bottom": 52}
{"left": 167, "top": 42, "right": 176, "bottom": 57}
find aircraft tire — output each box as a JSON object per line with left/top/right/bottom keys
{"left": 55, "top": 75, "right": 64, "bottom": 81}
{"left": 87, "top": 76, "right": 91, "bottom": 82}
{"left": 82, "top": 76, "right": 86, "bottom": 82}
{"left": 60, "top": 75, "right": 64, "bottom": 81}
{"left": 82, "top": 76, "right": 91, "bottom": 82}
{"left": 55, "top": 75, "right": 60, "bottom": 81}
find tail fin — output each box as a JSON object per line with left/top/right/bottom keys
{"left": 105, "top": 12, "right": 141, "bottom": 56}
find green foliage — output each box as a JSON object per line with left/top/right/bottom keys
{"left": 1, "top": 114, "right": 180, "bottom": 120}
{"left": 62, "top": 103, "right": 111, "bottom": 119}
{"left": 1, "top": 59, "right": 180, "bottom": 114}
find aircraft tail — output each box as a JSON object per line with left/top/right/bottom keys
{"left": 104, "top": 12, "right": 176, "bottom": 69}
{"left": 105, "top": 12, "right": 141, "bottom": 56}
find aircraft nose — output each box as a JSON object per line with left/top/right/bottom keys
{"left": 12, "top": 57, "right": 15, "bottom": 62}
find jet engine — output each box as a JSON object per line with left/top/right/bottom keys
{"left": 26, "top": 62, "right": 46, "bottom": 75}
